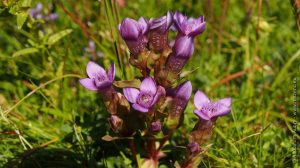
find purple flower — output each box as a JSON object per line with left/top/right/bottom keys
{"left": 79, "top": 61, "right": 115, "bottom": 91}
{"left": 148, "top": 12, "right": 173, "bottom": 51}
{"left": 149, "top": 12, "right": 173, "bottom": 33}
{"left": 45, "top": 13, "right": 58, "bottom": 21}
{"left": 30, "top": 3, "right": 43, "bottom": 19}
{"left": 187, "top": 142, "right": 200, "bottom": 154}
{"left": 119, "top": 17, "right": 149, "bottom": 55}
{"left": 170, "top": 81, "right": 192, "bottom": 116}
{"left": 173, "top": 12, "right": 206, "bottom": 37}
{"left": 151, "top": 121, "right": 162, "bottom": 133}
{"left": 193, "top": 91, "right": 231, "bottom": 121}
{"left": 123, "top": 77, "right": 165, "bottom": 113}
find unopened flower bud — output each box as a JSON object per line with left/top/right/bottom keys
{"left": 108, "top": 115, "right": 123, "bottom": 133}
{"left": 119, "top": 17, "right": 149, "bottom": 56}
{"left": 151, "top": 121, "right": 162, "bottom": 133}
{"left": 187, "top": 142, "right": 201, "bottom": 155}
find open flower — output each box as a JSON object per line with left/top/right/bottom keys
{"left": 193, "top": 91, "right": 231, "bottom": 121}
{"left": 148, "top": 12, "right": 173, "bottom": 51}
{"left": 79, "top": 61, "right": 115, "bottom": 91}
{"left": 119, "top": 17, "right": 149, "bottom": 55}
{"left": 123, "top": 77, "right": 165, "bottom": 112}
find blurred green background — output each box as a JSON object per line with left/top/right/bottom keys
{"left": 0, "top": 0, "right": 299, "bottom": 167}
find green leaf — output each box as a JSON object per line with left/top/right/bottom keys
{"left": 48, "top": 29, "right": 73, "bottom": 46}
{"left": 12, "top": 47, "right": 38, "bottom": 57}
{"left": 16, "top": 12, "right": 28, "bottom": 29}
{"left": 113, "top": 79, "right": 141, "bottom": 88}
{"left": 180, "top": 67, "right": 200, "bottom": 78}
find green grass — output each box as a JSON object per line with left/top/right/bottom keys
{"left": 0, "top": 0, "right": 299, "bottom": 167}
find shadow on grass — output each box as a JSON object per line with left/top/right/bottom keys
{"left": 4, "top": 148, "right": 85, "bottom": 168}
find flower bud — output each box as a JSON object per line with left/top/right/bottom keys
{"left": 149, "top": 12, "right": 173, "bottom": 51}
{"left": 150, "top": 121, "right": 162, "bottom": 133}
{"left": 108, "top": 115, "right": 123, "bottom": 133}
{"left": 187, "top": 142, "right": 201, "bottom": 155}
{"left": 119, "top": 17, "right": 149, "bottom": 56}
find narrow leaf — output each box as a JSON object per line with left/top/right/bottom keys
{"left": 48, "top": 29, "right": 73, "bottom": 46}
{"left": 113, "top": 79, "right": 141, "bottom": 88}
{"left": 13, "top": 47, "right": 38, "bottom": 57}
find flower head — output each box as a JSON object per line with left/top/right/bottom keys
{"left": 30, "top": 3, "right": 43, "bottom": 19}
{"left": 119, "top": 17, "right": 149, "bottom": 55}
{"left": 123, "top": 77, "right": 165, "bottom": 113}
{"left": 173, "top": 11, "right": 206, "bottom": 37}
{"left": 79, "top": 61, "right": 115, "bottom": 91}
{"left": 193, "top": 91, "right": 231, "bottom": 121}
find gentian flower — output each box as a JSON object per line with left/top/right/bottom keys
{"left": 166, "top": 12, "right": 206, "bottom": 73}
{"left": 123, "top": 77, "right": 165, "bottom": 113}
{"left": 187, "top": 142, "right": 201, "bottom": 155}
{"left": 193, "top": 90, "right": 231, "bottom": 121}
{"left": 30, "top": 3, "right": 43, "bottom": 20}
{"left": 119, "top": 17, "right": 149, "bottom": 55}
{"left": 45, "top": 13, "right": 58, "bottom": 21}
{"left": 170, "top": 81, "right": 192, "bottom": 117}
{"left": 108, "top": 115, "right": 123, "bottom": 133}
{"left": 148, "top": 12, "right": 173, "bottom": 51}
{"left": 79, "top": 61, "right": 115, "bottom": 91}
{"left": 172, "top": 12, "right": 206, "bottom": 58}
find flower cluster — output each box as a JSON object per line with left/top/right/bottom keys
{"left": 29, "top": 3, "right": 58, "bottom": 21}
{"left": 79, "top": 11, "right": 232, "bottom": 167}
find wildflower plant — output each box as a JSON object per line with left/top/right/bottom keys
{"left": 80, "top": 11, "right": 232, "bottom": 167}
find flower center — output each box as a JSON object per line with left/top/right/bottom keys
{"left": 200, "top": 102, "right": 219, "bottom": 117}
{"left": 93, "top": 75, "right": 107, "bottom": 88}
{"left": 137, "top": 93, "right": 153, "bottom": 108}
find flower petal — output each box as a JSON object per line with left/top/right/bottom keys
{"left": 120, "top": 18, "right": 140, "bottom": 40}
{"left": 173, "top": 35, "right": 194, "bottom": 58}
{"left": 79, "top": 78, "right": 98, "bottom": 91}
{"left": 123, "top": 88, "right": 140, "bottom": 103}
{"left": 150, "top": 86, "right": 166, "bottom": 106}
{"left": 218, "top": 97, "right": 232, "bottom": 107}
{"left": 133, "top": 103, "right": 149, "bottom": 113}
{"left": 194, "top": 109, "right": 210, "bottom": 121}
{"left": 212, "top": 103, "right": 231, "bottom": 117}
{"left": 194, "top": 90, "right": 210, "bottom": 110}
{"left": 188, "top": 18, "right": 206, "bottom": 37}
{"left": 138, "top": 17, "right": 149, "bottom": 34}
{"left": 175, "top": 81, "right": 192, "bottom": 101}
{"left": 173, "top": 11, "right": 186, "bottom": 34}
{"left": 140, "top": 77, "right": 157, "bottom": 95}
{"left": 96, "top": 80, "right": 112, "bottom": 90}
{"left": 107, "top": 62, "right": 115, "bottom": 81}
{"left": 86, "top": 61, "right": 106, "bottom": 79}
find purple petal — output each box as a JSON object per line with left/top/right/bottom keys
{"left": 175, "top": 81, "right": 192, "bottom": 101}
{"left": 79, "top": 78, "right": 98, "bottom": 91}
{"left": 212, "top": 103, "right": 231, "bottom": 117}
{"left": 107, "top": 62, "right": 115, "bottom": 81}
{"left": 140, "top": 77, "right": 157, "bottom": 95}
{"left": 218, "top": 98, "right": 232, "bottom": 107}
{"left": 36, "top": 3, "right": 43, "bottom": 12}
{"left": 194, "top": 90, "right": 210, "bottom": 110}
{"left": 120, "top": 18, "right": 140, "bottom": 40}
{"left": 188, "top": 18, "right": 206, "bottom": 37}
{"left": 166, "top": 11, "right": 174, "bottom": 30}
{"left": 86, "top": 61, "right": 106, "bottom": 79}
{"left": 123, "top": 88, "right": 140, "bottom": 103}
{"left": 173, "top": 11, "right": 185, "bottom": 33}
{"left": 194, "top": 109, "right": 210, "bottom": 121}
{"left": 132, "top": 103, "right": 149, "bottom": 113}
{"left": 150, "top": 86, "right": 166, "bottom": 106}
{"left": 138, "top": 17, "right": 149, "bottom": 35}
{"left": 173, "top": 35, "right": 194, "bottom": 58}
